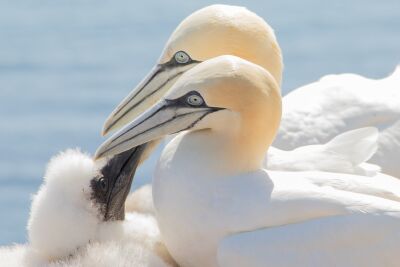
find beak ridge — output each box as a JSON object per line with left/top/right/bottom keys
{"left": 102, "top": 61, "right": 198, "bottom": 136}
{"left": 102, "top": 65, "right": 165, "bottom": 136}
{"left": 96, "top": 100, "right": 217, "bottom": 159}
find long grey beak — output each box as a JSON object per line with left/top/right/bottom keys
{"left": 102, "top": 60, "right": 200, "bottom": 136}
{"left": 96, "top": 100, "right": 221, "bottom": 159}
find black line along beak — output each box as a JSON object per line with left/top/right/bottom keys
{"left": 102, "top": 59, "right": 201, "bottom": 136}
{"left": 96, "top": 97, "right": 222, "bottom": 160}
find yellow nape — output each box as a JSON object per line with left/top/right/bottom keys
{"left": 160, "top": 4, "right": 283, "bottom": 87}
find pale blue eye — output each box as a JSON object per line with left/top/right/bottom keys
{"left": 174, "top": 51, "right": 190, "bottom": 64}
{"left": 187, "top": 94, "right": 204, "bottom": 106}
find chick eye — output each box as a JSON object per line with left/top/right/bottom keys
{"left": 98, "top": 177, "right": 108, "bottom": 192}
{"left": 174, "top": 51, "right": 190, "bottom": 64}
{"left": 186, "top": 94, "right": 204, "bottom": 106}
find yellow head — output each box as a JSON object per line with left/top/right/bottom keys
{"left": 160, "top": 5, "right": 282, "bottom": 84}
{"left": 102, "top": 5, "right": 283, "bottom": 135}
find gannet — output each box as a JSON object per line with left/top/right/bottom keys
{"left": 101, "top": 4, "right": 392, "bottom": 177}
{"left": 96, "top": 56, "right": 400, "bottom": 267}
{"left": 0, "top": 148, "right": 175, "bottom": 267}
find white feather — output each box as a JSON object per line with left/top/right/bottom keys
{"left": 266, "top": 127, "right": 381, "bottom": 176}
{"left": 275, "top": 67, "right": 400, "bottom": 177}
{"left": 126, "top": 184, "right": 155, "bottom": 215}
{"left": 0, "top": 150, "right": 174, "bottom": 267}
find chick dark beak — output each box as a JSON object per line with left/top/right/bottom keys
{"left": 91, "top": 144, "right": 147, "bottom": 221}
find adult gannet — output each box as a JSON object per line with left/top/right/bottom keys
{"left": 96, "top": 56, "right": 400, "bottom": 267}
{"left": 101, "top": 4, "right": 395, "bottom": 176}
{"left": 0, "top": 148, "right": 175, "bottom": 267}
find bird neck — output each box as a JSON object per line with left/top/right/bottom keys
{"left": 178, "top": 110, "right": 279, "bottom": 177}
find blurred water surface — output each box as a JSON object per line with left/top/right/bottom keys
{"left": 0, "top": 0, "right": 399, "bottom": 244}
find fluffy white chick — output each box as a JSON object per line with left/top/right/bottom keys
{"left": 1, "top": 148, "right": 175, "bottom": 267}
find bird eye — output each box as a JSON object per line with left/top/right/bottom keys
{"left": 98, "top": 177, "right": 108, "bottom": 192}
{"left": 174, "top": 51, "right": 190, "bottom": 64}
{"left": 186, "top": 94, "right": 204, "bottom": 106}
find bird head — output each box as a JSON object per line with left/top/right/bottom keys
{"left": 96, "top": 56, "right": 281, "bottom": 172}
{"left": 102, "top": 4, "right": 282, "bottom": 136}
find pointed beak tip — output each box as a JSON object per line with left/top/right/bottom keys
{"left": 93, "top": 153, "right": 102, "bottom": 160}
{"left": 101, "top": 127, "right": 108, "bottom": 137}
{"left": 94, "top": 147, "right": 106, "bottom": 160}
{"left": 101, "top": 118, "right": 114, "bottom": 137}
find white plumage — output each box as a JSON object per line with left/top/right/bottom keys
{"left": 0, "top": 150, "right": 174, "bottom": 267}
{"left": 2, "top": 4, "right": 399, "bottom": 267}
{"left": 266, "top": 127, "right": 381, "bottom": 176}
{"left": 101, "top": 4, "right": 398, "bottom": 177}
{"left": 96, "top": 56, "right": 400, "bottom": 267}
{"left": 127, "top": 126, "right": 382, "bottom": 220}
{"left": 153, "top": 58, "right": 400, "bottom": 267}
{"left": 276, "top": 67, "right": 400, "bottom": 177}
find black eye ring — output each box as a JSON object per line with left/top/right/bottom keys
{"left": 98, "top": 177, "right": 108, "bottom": 192}
{"left": 174, "top": 51, "right": 191, "bottom": 64}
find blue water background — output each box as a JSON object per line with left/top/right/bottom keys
{"left": 1, "top": 0, "right": 399, "bottom": 245}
